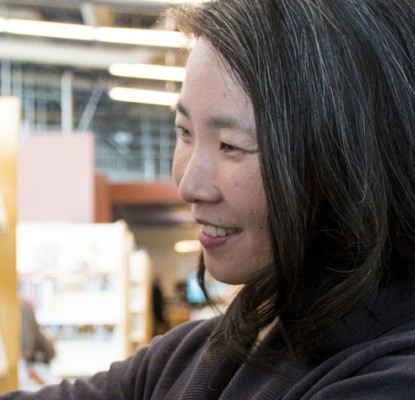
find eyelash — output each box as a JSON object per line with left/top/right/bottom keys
{"left": 220, "top": 142, "right": 241, "bottom": 153}
{"left": 176, "top": 126, "right": 191, "bottom": 141}
{"left": 176, "top": 125, "right": 244, "bottom": 154}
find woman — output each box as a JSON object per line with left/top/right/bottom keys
{"left": 2, "top": 0, "right": 415, "bottom": 398}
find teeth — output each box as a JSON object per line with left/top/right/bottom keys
{"left": 216, "top": 227, "right": 226, "bottom": 237}
{"left": 202, "top": 225, "right": 238, "bottom": 237}
{"left": 204, "top": 225, "right": 217, "bottom": 236}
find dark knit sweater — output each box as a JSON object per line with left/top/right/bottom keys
{"left": 2, "top": 286, "right": 415, "bottom": 399}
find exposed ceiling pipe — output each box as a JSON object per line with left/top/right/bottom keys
{"left": 80, "top": 2, "right": 99, "bottom": 27}
{"left": 61, "top": 70, "right": 73, "bottom": 134}
{"left": 0, "top": 38, "right": 155, "bottom": 69}
{"left": 1, "top": 60, "right": 11, "bottom": 96}
{"left": 77, "top": 78, "right": 106, "bottom": 132}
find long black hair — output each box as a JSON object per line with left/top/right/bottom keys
{"left": 171, "top": 0, "right": 415, "bottom": 365}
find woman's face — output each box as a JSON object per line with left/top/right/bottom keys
{"left": 173, "top": 38, "right": 271, "bottom": 285}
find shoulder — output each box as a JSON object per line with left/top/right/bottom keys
{"left": 0, "top": 317, "right": 222, "bottom": 400}
{"left": 146, "top": 315, "right": 221, "bottom": 360}
{"left": 287, "top": 322, "right": 415, "bottom": 400}
{"left": 124, "top": 316, "right": 222, "bottom": 396}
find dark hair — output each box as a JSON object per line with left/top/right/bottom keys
{"left": 171, "top": 0, "right": 415, "bottom": 365}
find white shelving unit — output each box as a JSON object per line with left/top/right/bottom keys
{"left": 127, "top": 250, "right": 153, "bottom": 354}
{"left": 17, "top": 221, "right": 151, "bottom": 379}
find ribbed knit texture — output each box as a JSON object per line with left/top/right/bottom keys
{"left": 2, "top": 285, "right": 415, "bottom": 399}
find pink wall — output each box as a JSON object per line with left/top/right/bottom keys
{"left": 18, "top": 133, "right": 95, "bottom": 223}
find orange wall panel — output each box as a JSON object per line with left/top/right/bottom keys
{"left": 109, "top": 181, "right": 182, "bottom": 204}
{"left": 95, "top": 174, "right": 111, "bottom": 223}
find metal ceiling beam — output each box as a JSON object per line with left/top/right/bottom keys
{"left": 0, "top": 0, "right": 168, "bottom": 6}
{"left": 0, "top": 38, "right": 155, "bottom": 69}
{"left": 80, "top": 3, "right": 115, "bottom": 27}
{"left": 0, "top": 0, "right": 172, "bottom": 15}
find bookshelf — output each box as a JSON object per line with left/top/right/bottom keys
{"left": 127, "top": 250, "right": 153, "bottom": 354}
{"left": 17, "top": 220, "right": 152, "bottom": 379}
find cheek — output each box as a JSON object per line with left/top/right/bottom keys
{"left": 246, "top": 182, "right": 268, "bottom": 225}
{"left": 235, "top": 168, "right": 266, "bottom": 208}
{"left": 172, "top": 144, "right": 186, "bottom": 187}
{"left": 249, "top": 194, "right": 267, "bottom": 227}
{"left": 229, "top": 170, "right": 267, "bottom": 224}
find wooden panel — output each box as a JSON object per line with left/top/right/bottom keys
{"left": 109, "top": 181, "right": 182, "bottom": 204}
{"left": 0, "top": 97, "right": 19, "bottom": 393}
{"left": 94, "top": 174, "right": 111, "bottom": 223}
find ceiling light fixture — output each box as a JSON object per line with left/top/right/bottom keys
{"left": 0, "top": 18, "right": 186, "bottom": 48}
{"left": 99, "top": 0, "right": 205, "bottom": 4}
{"left": 174, "top": 240, "right": 201, "bottom": 253}
{"left": 108, "top": 87, "right": 179, "bottom": 107}
{"left": 109, "top": 63, "right": 186, "bottom": 82}
{"left": 138, "top": 0, "right": 205, "bottom": 3}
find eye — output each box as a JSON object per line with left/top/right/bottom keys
{"left": 175, "top": 126, "right": 191, "bottom": 142}
{"left": 220, "top": 142, "right": 241, "bottom": 153}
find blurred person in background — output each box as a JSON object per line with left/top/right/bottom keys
{"left": 18, "top": 298, "right": 57, "bottom": 391}
{"left": 20, "top": 298, "right": 55, "bottom": 365}
{"left": 151, "top": 277, "right": 169, "bottom": 336}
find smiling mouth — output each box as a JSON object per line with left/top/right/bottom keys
{"left": 201, "top": 224, "right": 241, "bottom": 238}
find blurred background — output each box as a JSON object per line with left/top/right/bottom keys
{"left": 0, "top": 0, "right": 235, "bottom": 392}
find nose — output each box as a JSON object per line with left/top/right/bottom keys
{"left": 173, "top": 145, "right": 221, "bottom": 204}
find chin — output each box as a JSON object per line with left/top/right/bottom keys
{"left": 205, "top": 264, "right": 250, "bottom": 286}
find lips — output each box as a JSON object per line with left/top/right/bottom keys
{"left": 201, "top": 224, "right": 240, "bottom": 238}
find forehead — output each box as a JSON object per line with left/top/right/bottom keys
{"left": 178, "top": 38, "right": 253, "bottom": 125}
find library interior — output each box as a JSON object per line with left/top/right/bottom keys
{"left": 0, "top": 0, "right": 232, "bottom": 392}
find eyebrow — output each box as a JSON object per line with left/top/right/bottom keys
{"left": 175, "top": 100, "right": 254, "bottom": 134}
{"left": 174, "top": 101, "right": 189, "bottom": 117}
